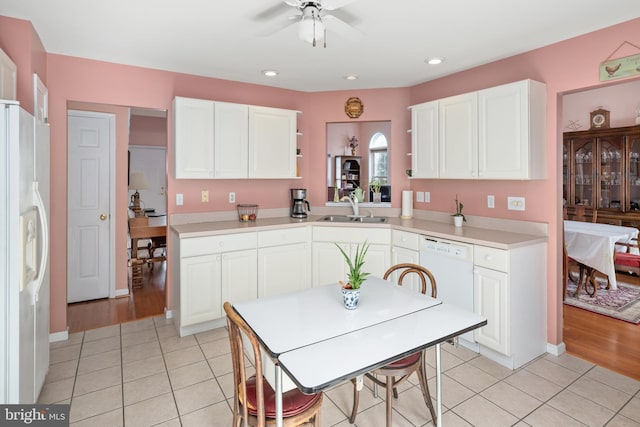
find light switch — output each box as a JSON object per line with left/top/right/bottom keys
{"left": 176, "top": 193, "right": 184, "bottom": 206}
{"left": 487, "top": 195, "right": 495, "bottom": 208}
{"left": 424, "top": 192, "right": 430, "bottom": 203}
{"left": 416, "top": 191, "right": 425, "bottom": 203}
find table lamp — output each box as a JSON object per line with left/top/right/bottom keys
{"left": 129, "top": 172, "right": 148, "bottom": 215}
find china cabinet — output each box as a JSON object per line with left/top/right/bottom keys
{"left": 564, "top": 125, "right": 640, "bottom": 223}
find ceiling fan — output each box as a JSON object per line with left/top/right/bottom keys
{"left": 254, "top": 0, "right": 362, "bottom": 47}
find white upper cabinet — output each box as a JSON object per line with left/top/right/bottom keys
{"left": 0, "top": 48, "right": 17, "bottom": 100}
{"left": 410, "top": 79, "right": 546, "bottom": 180}
{"left": 248, "top": 106, "right": 298, "bottom": 179}
{"left": 173, "top": 97, "right": 298, "bottom": 179}
{"left": 439, "top": 92, "right": 478, "bottom": 179}
{"left": 410, "top": 101, "right": 439, "bottom": 178}
{"left": 478, "top": 79, "right": 546, "bottom": 179}
{"left": 214, "top": 102, "right": 249, "bottom": 178}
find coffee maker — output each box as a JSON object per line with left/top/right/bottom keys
{"left": 290, "top": 188, "right": 311, "bottom": 219}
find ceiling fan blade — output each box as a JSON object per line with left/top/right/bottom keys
{"left": 323, "top": 14, "right": 363, "bottom": 42}
{"left": 253, "top": 1, "right": 298, "bottom": 22}
{"left": 255, "top": 14, "right": 300, "bottom": 37}
{"left": 322, "top": 0, "right": 360, "bottom": 11}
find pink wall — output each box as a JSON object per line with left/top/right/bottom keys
{"left": 130, "top": 115, "right": 167, "bottom": 147}
{"left": 2, "top": 14, "right": 639, "bottom": 345}
{"left": 408, "top": 18, "right": 640, "bottom": 345}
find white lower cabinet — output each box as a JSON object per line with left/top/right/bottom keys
{"left": 312, "top": 226, "right": 391, "bottom": 287}
{"left": 472, "top": 243, "right": 546, "bottom": 369}
{"left": 258, "top": 227, "right": 311, "bottom": 298}
{"left": 172, "top": 231, "right": 257, "bottom": 336}
{"left": 390, "top": 230, "right": 421, "bottom": 291}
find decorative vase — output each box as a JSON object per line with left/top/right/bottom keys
{"left": 372, "top": 192, "right": 382, "bottom": 203}
{"left": 351, "top": 148, "right": 356, "bottom": 156}
{"left": 342, "top": 287, "right": 360, "bottom": 309}
{"left": 453, "top": 215, "right": 464, "bottom": 227}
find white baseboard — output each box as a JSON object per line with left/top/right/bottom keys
{"left": 114, "top": 287, "right": 130, "bottom": 298}
{"left": 49, "top": 328, "right": 69, "bottom": 343}
{"left": 546, "top": 341, "right": 566, "bottom": 356}
{"left": 164, "top": 308, "right": 173, "bottom": 319}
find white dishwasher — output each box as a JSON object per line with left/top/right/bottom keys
{"left": 419, "top": 236, "right": 478, "bottom": 351}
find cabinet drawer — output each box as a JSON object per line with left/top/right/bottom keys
{"left": 474, "top": 246, "right": 508, "bottom": 272}
{"left": 181, "top": 232, "right": 257, "bottom": 257}
{"left": 392, "top": 230, "right": 419, "bottom": 251}
{"left": 258, "top": 227, "right": 309, "bottom": 247}
{"left": 312, "top": 226, "right": 390, "bottom": 245}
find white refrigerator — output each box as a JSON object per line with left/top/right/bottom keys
{"left": 0, "top": 100, "right": 50, "bottom": 403}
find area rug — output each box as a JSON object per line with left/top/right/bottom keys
{"left": 564, "top": 275, "right": 640, "bottom": 324}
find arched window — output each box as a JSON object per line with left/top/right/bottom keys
{"left": 369, "top": 132, "right": 388, "bottom": 184}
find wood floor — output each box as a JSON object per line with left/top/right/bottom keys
{"left": 66, "top": 261, "right": 166, "bottom": 333}
{"left": 66, "top": 262, "right": 639, "bottom": 380}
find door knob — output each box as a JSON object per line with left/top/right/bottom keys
{"left": 100, "top": 214, "right": 107, "bottom": 220}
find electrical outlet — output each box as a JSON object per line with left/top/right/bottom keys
{"left": 229, "top": 192, "right": 236, "bottom": 203}
{"left": 176, "top": 193, "right": 184, "bottom": 206}
{"left": 508, "top": 196, "right": 525, "bottom": 211}
{"left": 201, "top": 190, "right": 209, "bottom": 203}
{"left": 487, "top": 195, "right": 495, "bottom": 208}
{"left": 424, "top": 191, "right": 430, "bottom": 203}
{"left": 416, "top": 191, "right": 425, "bottom": 203}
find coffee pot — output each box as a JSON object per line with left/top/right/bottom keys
{"left": 290, "top": 188, "right": 311, "bottom": 219}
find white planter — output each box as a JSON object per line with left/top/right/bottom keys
{"left": 453, "top": 215, "right": 464, "bottom": 227}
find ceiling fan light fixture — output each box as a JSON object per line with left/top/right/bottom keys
{"left": 298, "top": 6, "right": 325, "bottom": 45}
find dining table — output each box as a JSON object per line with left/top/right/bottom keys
{"left": 232, "top": 276, "right": 487, "bottom": 427}
{"left": 564, "top": 220, "right": 639, "bottom": 289}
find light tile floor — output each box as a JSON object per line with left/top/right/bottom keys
{"left": 40, "top": 316, "right": 640, "bottom": 427}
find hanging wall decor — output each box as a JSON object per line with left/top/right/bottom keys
{"left": 345, "top": 97, "right": 364, "bottom": 118}
{"left": 599, "top": 41, "right": 640, "bottom": 82}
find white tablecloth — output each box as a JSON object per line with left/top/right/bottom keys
{"left": 564, "top": 220, "right": 639, "bottom": 289}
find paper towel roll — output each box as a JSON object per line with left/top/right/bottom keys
{"left": 401, "top": 190, "right": 413, "bottom": 219}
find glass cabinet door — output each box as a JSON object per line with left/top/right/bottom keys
{"left": 628, "top": 134, "right": 640, "bottom": 211}
{"left": 573, "top": 140, "right": 594, "bottom": 206}
{"left": 598, "top": 137, "right": 623, "bottom": 210}
{"left": 563, "top": 141, "right": 569, "bottom": 205}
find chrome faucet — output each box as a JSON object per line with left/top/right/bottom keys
{"left": 340, "top": 195, "right": 359, "bottom": 216}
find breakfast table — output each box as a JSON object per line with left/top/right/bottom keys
{"left": 232, "top": 276, "right": 487, "bottom": 427}
{"left": 564, "top": 220, "right": 639, "bottom": 289}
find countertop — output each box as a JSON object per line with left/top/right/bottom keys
{"left": 170, "top": 215, "right": 547, "bottom": 250}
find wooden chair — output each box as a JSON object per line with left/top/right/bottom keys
{"left": 614, "top": 238, "right": 640, "bottom": 276}
{"left": 565, "top": 205, "right": 598, "bottom": 223}
{"left": 349, "top": 263, "right": 437, "bottom": 426}
{"left": 223, "top": 302, "right": 323, "bottom": 427}
{"left": 563, "top": 206, "right": 597, "bottom": 299}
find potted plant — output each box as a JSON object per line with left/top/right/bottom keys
{"left": 369, "top": 179, "right": 383, "bottom": 203}
{"left": 348, "top": 136, "right": 358, "bottom": 155}
{"left": 452, "top": 194, "right": 466, "bottom": 227}
{"left": 335, "top": 241, "right": 370, "bottom": 309}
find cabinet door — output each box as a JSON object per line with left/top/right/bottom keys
{"left": 0, "top": 48, "right": 17, "bottom": 100}
{"left": 473, "top": 267, "right": 509, "bottom": 355}
{"left": 258, "top": 243, "right": 311, "bottom": 298}
{"left": 628, "top": 133, "right": 640, "bottom": 211}
{"left": 478, "top": 80, "right": 528, "bottom": 179}
{"left": 312, "top": 242, "right": 349, "bottom": 287}
{"left": 248, "top": 106, "right": 297, "bottom": 178}
{"left": 366, "top": 243, "right": 391, "bottom": 280}
{"left": 173, "top": 97, "right": 215, "bottom": 179}
{"left": 597, "top": 135, "right": 624, "bottom": 210}
{"left": 214, "top": 102, "right": 248, "bottom": 178}
{"left": 571, "top": 138, "right": 596, "bottom": 206}
{"left": 411, "top": 101, "right": 439, "bottom": 178}
{"left": 390, "top": 246, "right": 420, "bottom": 291}
{"left": 180, "top": 254, "right": 222, "bottom": 325}
{"left": 439, "top": 92, "right": 478, "bottom": 179}
{"left": 221, "top": 249, "right": 257, "bottom": 305}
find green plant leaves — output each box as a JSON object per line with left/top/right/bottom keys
{"left": 335, "top": 241, "right": 370, "bottom": 290}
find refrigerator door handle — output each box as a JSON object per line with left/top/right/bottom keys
{"left": 32, "top": 181, "right": 49, "bottom": 304}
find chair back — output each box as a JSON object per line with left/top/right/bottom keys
{"left": 565, "top": 205, "right": 598, "bottom": 223}
{"left": 383, "top": 263, "right": 437, "bottom": 298}
{"left": 224, "top": 302, "right": 267, "bottom": 426}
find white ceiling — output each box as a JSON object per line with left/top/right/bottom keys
{"left": 2, "top": 0, "right": 639, "bottom": 92}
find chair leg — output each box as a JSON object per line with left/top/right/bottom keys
{"left": 386, "top": 375, "right": 394, "bottom": 427}
{"left": 349, "top": 378, "right": 359, "bottom": 424}
{"left": 417, "top": 357, "right": 437, "bottom": 424}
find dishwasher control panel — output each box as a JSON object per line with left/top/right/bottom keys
{"left": 421, "top": 237, "right": 473, "bottom": 261}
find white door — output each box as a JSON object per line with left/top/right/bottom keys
{"left": 128, "top": 145, "right": 167, "bottom": 214}
{"left": 67, "top": 111, "right": 114, "bottom": 303}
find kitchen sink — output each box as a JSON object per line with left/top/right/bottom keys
{"left": 319, "top": 215, "right": 387, "bottom": 223}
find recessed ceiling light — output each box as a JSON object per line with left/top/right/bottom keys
{"left": 425, "top": 57, "right": 444, "bottom": 65}
{"left": 262, "top": 69, "right": 279, "bottom": 77}
{"left": 344, "top": 74, "right": 359, "bottom": 81}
